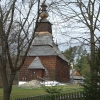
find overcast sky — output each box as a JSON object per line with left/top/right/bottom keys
{"left": 1, "top": 0, "right": 99, "bottom": 52}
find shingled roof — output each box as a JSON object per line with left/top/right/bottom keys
{"left": 23, "top": 32, "right": 68, "bottom": 62}
{"left": 20, "top": 2, "right": 68, "bottom": 63}
{"left": 28, "top": 57, "right": 45, "bottom": 69}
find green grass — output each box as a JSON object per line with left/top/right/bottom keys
{"left": 0, "top": 84, "right": 83, "bottom": 100}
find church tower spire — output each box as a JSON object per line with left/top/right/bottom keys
{"left": 35, "top": 2, "right": 52, "bottom": 34}
{"left": 39, "top": 1, "right": 48, "bottom": 20}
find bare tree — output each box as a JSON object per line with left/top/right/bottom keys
{"left": 48, "top": 0, "right": 100, "bottom": 98}
{"left": 49, "top": 0, "right": 100, "bottom": 72}
{"left": 0, "top": 0, "right": 40, "bottom": 100}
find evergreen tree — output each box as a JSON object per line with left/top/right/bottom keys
{"left": 83, "top": 48, "right": 100, "bottom": 100}
{"left": 63, "top": 46, "right": 78, "bottom": 62}
{"left": 63, "top": 46, "right": 90, "bottom": 77}
{"left": 75, "top": 50, "right": 90, "bottom": 78}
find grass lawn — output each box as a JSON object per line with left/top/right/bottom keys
{"left": 0, "top": 84, "right": 83, "bottom": 100}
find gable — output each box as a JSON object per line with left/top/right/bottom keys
{"left": 73, "top": 70, "right": 81, "bottom": 76}
{"left": 70, "top": 69, "right": 81, "bottom": 76}
{"left": 28, "top": 57, "right": 45, "bottom": 69}
{"left": 70, "top": 69, "right": 85, "bottom": 80}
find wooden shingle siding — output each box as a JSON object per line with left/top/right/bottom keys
{"left": 19, "top": 56, "right": 69, "bottom": 82}
{"left": 56, "top": 56, "right": 69, "bottom": 82}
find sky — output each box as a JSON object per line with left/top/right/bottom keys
{"left": 1, "top": 0, "right": 99, "bottom": 52}
{"left": 46, "top": 0, "right": 100, "bottom": 52}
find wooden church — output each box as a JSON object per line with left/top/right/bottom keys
{"left": 19, "top": 2, "right": 69, "bottom": 83}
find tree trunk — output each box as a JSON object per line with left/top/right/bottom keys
{"left": 90, "top": 29, "right": 95, "bottom": 72}
{"left": 1, "top": 68, "right": 16, "bottom": 100}
{"left": 90, "top": 29, "right": 97, "bottom": 85}
{"left": 3, "top": 88, "right": 11, "bottom": 100}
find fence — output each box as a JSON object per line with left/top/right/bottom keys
{"left": 15, "top": 92, "right": 85, "bottom": 100}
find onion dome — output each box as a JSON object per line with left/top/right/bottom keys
{"left": 39, "top": 2, "right": 49, "bottom": 20}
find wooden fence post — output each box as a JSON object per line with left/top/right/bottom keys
{"left": 13, "top": 92, "right": 87, "bottom": 100}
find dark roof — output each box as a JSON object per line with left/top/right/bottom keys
{"left": 27, "top": 45, "right": 57, "bottom": 56}
{"left": 33, "top": 32, "right": 53, "bottom": 46}
{"left": 70, "top": 76, "right": 85, "bottom": 80}
{"left": 21, "top": 32, "right": 68, "bottom": 62}
{"left": 28, "top": 57, "right": 45, "bottom": 69}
